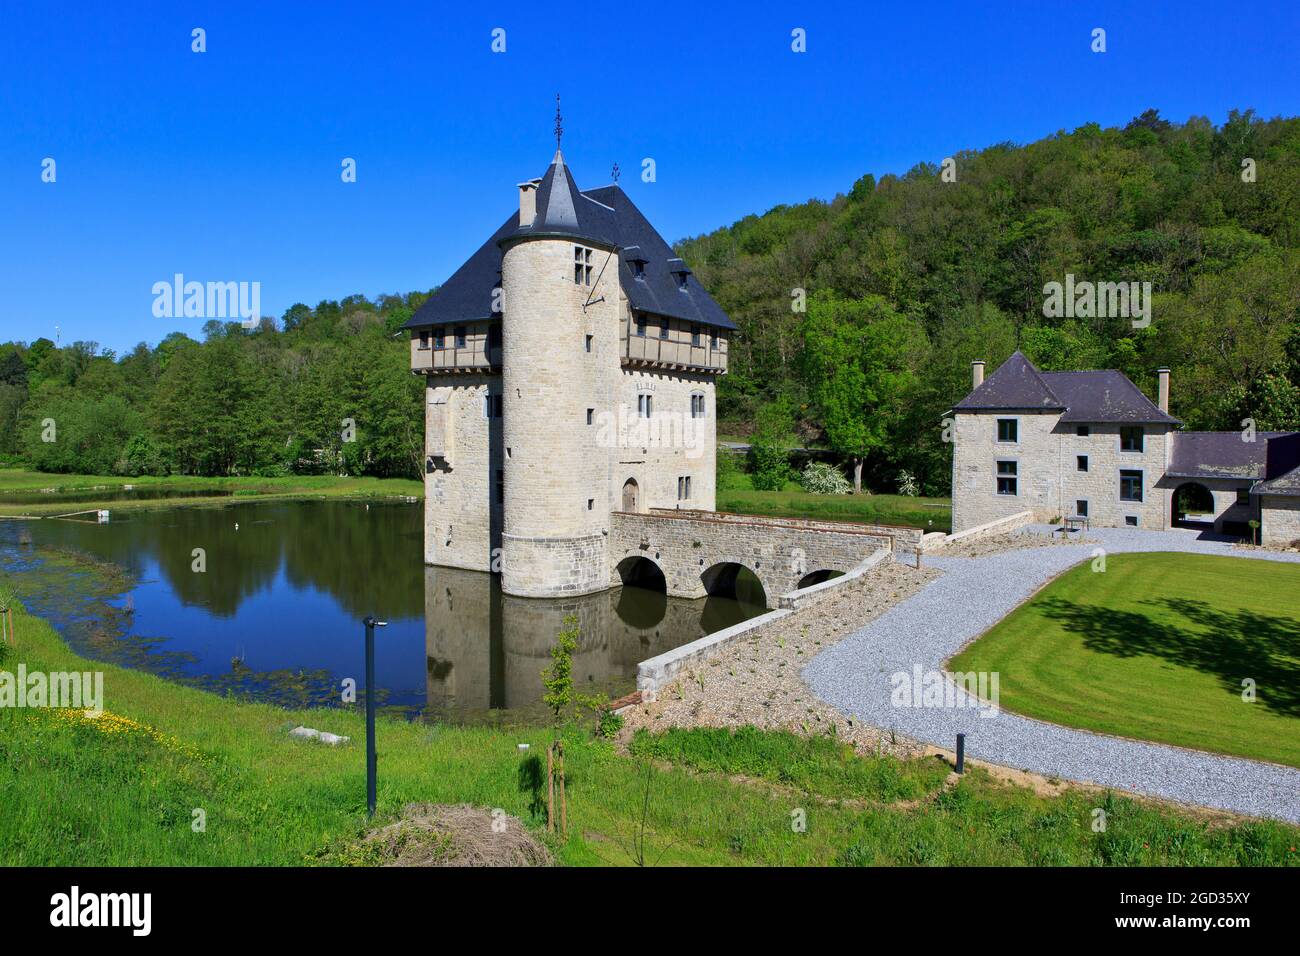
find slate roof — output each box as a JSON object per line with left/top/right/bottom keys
{"left": 1166, "top": 431, "right": 1289, "bottom": 480}
{"left": 1254, "top": 464, "right": 1300, "bottom": 497}
{"left": 1253, "top": 432, "right": 1300, "bottom": 496}
{"left": 952, "top": 351, "right": 1180, "bottom": 424}
{"left": 404, "top": 150, "right": 735, "bottom": 331}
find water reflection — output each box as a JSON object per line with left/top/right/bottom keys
{"left": 1, "top": 500, "right": 765, "bottom": 721}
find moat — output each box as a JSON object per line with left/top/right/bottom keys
{"left": 0, "top": 499, "right": 766, "bottom": 722}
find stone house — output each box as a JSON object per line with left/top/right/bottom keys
{"left": 950, "top": 352, "right": 1300, "bottom": 545}
{"left": 403, "top": 146, "right": 735, "bottom": 598}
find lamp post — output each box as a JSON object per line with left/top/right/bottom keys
{"left": 363, "top": 615, "right": 387, "bottom": 818}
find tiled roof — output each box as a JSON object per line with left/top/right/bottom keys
{"left": 1167, "top": 431, "right": 1289, "bottom": 480}
{"left": 951, "top": 352, "right": 1064, "bottom": 412}
{"left": 404, "top": 151, "right": 735, "bottom": 331}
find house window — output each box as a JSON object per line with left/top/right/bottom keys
{"left": 659, "top": 317, "right": 670, "bottom": 340}
{"left": 677, "top": 476, "right": 692, "bottom": 501}
{"left": 1236, "top": 488, "right": 1250, "bottom": 506}
{"left": 997, "top": 418, "right": 1018, "bottom": 443}
{"left": 484, "top": 394, "right": 491, "bottom": 419}
{"left": 585, "top": 334, "right": 593, "bottom": 353}
{"left": 454, "top": 326, "right": 467, "bottom": 349}
{"left": 691, "top": 324, "right": 701, "bottom": 347}
{"left": 674, "top": 271, "right": 688, "bottom": 290}
{"left": 586, "top": 408, "right": 594, "bottom": 425}
{"left": 1120, "top": 469, "right": 1143, "bottom": 502}
{"left": 638, "top": 394, "right": 653, "bottom": 418}
{"left": 1125, "top": 515, "right": 1139, "bottom": 527}
{"left": 1075, "top": 499, "right": 1089, "bottom": 518}
{"left": 1076, "top": 425, "right": 1090, "bottom": 437}
{"left": 690, "top": 394, "right": 705, "bottom": 419}
{"left": 495, "top": 469, "right": 504, "bottom": 504}
{"left": 631, "top": 259, "right": 645, "bottom": 278}
{"left": 1120, "top": 426, "right": 1144, "bottom": 453}
{"left": 587, "top": 498, "right": 594, "bottom": 511}
{"left": 1076, "top": 455, "right": 1088, "bottom": 472}
{"left": 433, "top": 329, "right": 445, "bottom": 350}
{"left": 996, "top": 460, "right": 1018, "bottom": 496}
{"left": 574, "top": 246, "right": 592, "bottom": 285}
{"left": 418, "top": 330, "right": 430, "bottom": 350}
{"left": 710, "top": 331, "right": 718, "bottom": 350}
{"left": 635, "top": 316, "right": 647, "bottom": 337}
{"left": 488, "top": 323, "right": 502, "bottom": 350}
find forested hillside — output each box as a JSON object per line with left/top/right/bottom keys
{"left": 677, "top": 109, "right": 1300, "bottom": 495}
{"left": 2, "top": 110, "right": 1298, "bottom": 493}
{"left": 0, "top": 296, "right": 430, "bottom": 479}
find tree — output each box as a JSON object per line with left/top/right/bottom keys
{"left": 799, "top": 292, "right": 927, "bottom": 493}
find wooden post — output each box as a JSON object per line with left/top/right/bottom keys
{"left": 546, "top": 742, "right": 555, "bottom": 833}
{"left": 558, "top": 740, "right": 567, "bottom": 837}
{"left": 914, "top": 547, "right": 922, "bottom": 569}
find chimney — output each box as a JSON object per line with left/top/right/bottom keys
{"left": 972, "top": 361, "right": 985, "bottom": 389}
{"left": 517, "top": 180, "right": 540, "bottom": 228}
{"left": 1157, "top": 367, "right": 1170, "bottom": 413}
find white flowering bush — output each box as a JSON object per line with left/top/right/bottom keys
{"left": 897, "top": 470, "right": 920, "bottom": 496}
{"left": 800, "top": 461, "right": 852, "bottom": 495}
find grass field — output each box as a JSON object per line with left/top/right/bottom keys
{"left": 950, "top": 552, "right": 1300, "bottom": 768}
{"left": 0, "top": 468, "right": 422, "bottom": 516}
{"left": 2, "top": 562, "right": 1298, "bottom": 865}
{"left": 716, "top": 488, "right": 951, "bottom": 532}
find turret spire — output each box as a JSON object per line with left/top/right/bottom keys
{"left": 554, "top": 93, "right": 563, "bottom": 151}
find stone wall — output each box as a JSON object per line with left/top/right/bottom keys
{"left": 1261, "top": 496, "right": 1300, "bottom": 546}
{"left": 424, "top": 374, "right": 501, "bottom": 570}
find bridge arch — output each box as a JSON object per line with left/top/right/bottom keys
{"left": 796, "top": 569, "right": 845, "bottom": 590}
{"left": 700, "top": 561, "right": 768, "bottom": 608}
{"left": 615, "top": 555, "right": 666, "bottom": 592}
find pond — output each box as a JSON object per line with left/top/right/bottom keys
{"left": 0, "top": 486, "right": 234, "bottom": 506}
{"left": 0, "top": 500, "right": 767, "bottom": 723}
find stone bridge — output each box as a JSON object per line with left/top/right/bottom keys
{"left": 608, "top": 509, "right": 921, "bottom": 608}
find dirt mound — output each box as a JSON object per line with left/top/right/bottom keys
{"left": 359, "top": 803, "right": 552, "bottom": 867}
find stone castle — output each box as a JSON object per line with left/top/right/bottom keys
{"left": 950, "top": 352, "right": 1300, "bottom": 544}
{"left": 403, "top": 145, "right": 735, "bottom": 599}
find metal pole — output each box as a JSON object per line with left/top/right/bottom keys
{"left": 955, "top": 733, "right": 966, "bottom": 774}
{"left": 363, "top": 615, "right": 387, "bottom": 818}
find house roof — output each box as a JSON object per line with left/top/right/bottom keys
{"left": 1254, "top": 464, "right": 1300, "bottom": 497}
{"left": 952, "top": 351, "right": 1180, "bottom": 424}
{"left": 404, "top": 151, "right": 735, "bottom": 331}
{"left": 1252, "top": 432, "right": 1300, "bottom": 496}
{"left": 1167, "top": 431, "right": 1289, "bottom": 480}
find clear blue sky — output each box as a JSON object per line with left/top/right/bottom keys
{"left": 2, "top": 0, "right": 1297, "bottom": 353}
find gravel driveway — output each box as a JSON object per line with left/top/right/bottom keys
{"left": 802, "top": 526, "right": 1300, "bottom": 823}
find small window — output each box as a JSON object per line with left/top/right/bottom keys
{"left": 710, "top": 331, "right": 718, "bottom": 350}
{"left": 433, "top": 329, "right": 445, "bottom": 350}
{"left": 638, "top": 394, "right": 653, "bottom": 419}
{"left": 585, "top": 334, "right": 593, "bottom": 353}
{"left": 1236, "top": 488, "right": 1250, "bottom": 506}
{"left": 631, "top": 259, "right": 645, "bottom": 278}
{"left": 690, "top": 394, "right": 705, "bottom": 419}
{"left": 659, "top": 317, "right": 670, "bottom": 340}
{"left": 587, "top": 498, "right": 594, "bottom": 511}
{"left": 1076, "top": 425, "right": 1090, "bottom": 437}
{"left": 1076, "top": 499, "right": 1088, "bottom": 518}
{"left": 1120, "top": 469, "right": 1143, "bottom": 502}
{"left": 418, "top": 330, "right": 430, "bottom": 350}
{"left": 454, "top": 326, "right": 467, "bottom": 349}
{"left": 997, "top": 418, "right": 1018, "bottom": 443}
{"left": 1120, "top": 426, "right": 1144, "bottom": 453}
{"left": 635, "top": 316, "right": 646, "bottom": 338}
{"left": 675, "top": 271, "right": 688, "bottom": 290}
{"left": 1125, "top": 515, "right": 1139, "bottom": 527}
{"left": 488, "top": 323, "right": 502, "bottom": 350}
{"left": 573, "top": 246, "right": 593, "bottom": 285}
{"left": 691, "top": 325, "right": 701, "bottom": 347}
{"left": 586, "top": 408, "right": 594, "bottom": 425}
{"left": 1076, "top": 455, "right": 1088, "bottom": 472}
{"left": 996, "top": 460, "right": 1018, "bottom": 496}
{"left": 483, "top": 394, "right": 491, "bottom": 419}
{"left": 493, "top": 395, "right": 502, "bottom": 418}
{"left": 677, "top": 476, "right": 692, "bottom": 501}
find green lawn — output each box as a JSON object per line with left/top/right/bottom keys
{"left": 0, "top": 468, "right": 422, "bottom": 516}
{"left": 716, "top": 488, "right": 951, "bottom": 532}
{"left": 2, "top": 584, "right": 1297, "bottom": 865}
{"left": 950, "top": 552, "right": 1300, "bottom": 768}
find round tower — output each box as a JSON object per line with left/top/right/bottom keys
{"left": 498, "top": 151, "right": 614, "bottom": 598}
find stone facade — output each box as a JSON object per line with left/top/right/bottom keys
{"left": 1260, "top": 497, "right": 1300, "bottom": 547}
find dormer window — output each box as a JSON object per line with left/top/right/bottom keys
{"left": 675, "top": 272, "right": 688, "bottom": 290}
{"left": 635, "top": 315, "right": 647, "bottom": 337}
{"left": 631, "top": 258, "right": 646, "bottom": 278}
{"left": 574, "top": 246, "right": 593, "bottom": 285}
{"left": 418, "top": 330, "right": 430, "bottom": 351}
{"left": 659, "top": 318, "right": 670, "bottom": 340}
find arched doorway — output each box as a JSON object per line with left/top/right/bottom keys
{"left": 1172, "top": 481, "right": 1215, "bottom": 528}
{"left": 621, "top": 477, "right": 640, "bottom": 512}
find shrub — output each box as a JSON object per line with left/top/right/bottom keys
{"left": 897, "top": 470, "right": 920, "bottom": 496}
{"left": 800, "top": 461, "right": 851, "bottom": 495}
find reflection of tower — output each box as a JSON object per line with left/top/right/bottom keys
{"left": 423, "top": 566, "right": 501, "bottom": 715}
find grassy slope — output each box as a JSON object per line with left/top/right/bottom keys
{"left": 2, "top": 598, "right": 1297, "bottom": 865}
{"left": 716, "top": 488, "right": 951, "bottom": 532}
{"left": 950, "top": 552, "right": 1300, "bottom": 768}
{"left": 0, "top": 468, "right": 422, "bottom": 516}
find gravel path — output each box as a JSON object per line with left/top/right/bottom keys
{"left": 803, "top": 526, "right": 1300, "bottom": 823}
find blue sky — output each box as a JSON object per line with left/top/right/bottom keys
{"left": 2, "top": 0, "right": 1297, "bottom": 353}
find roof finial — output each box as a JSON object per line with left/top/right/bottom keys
{"left": 611, "top": 161, "right": 620, "bottom": 183}
{"left": 554, "top": 93, "right": 563, "bottom": 150}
